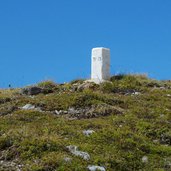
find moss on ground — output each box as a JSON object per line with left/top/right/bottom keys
{"left": 0, "top": 75, "right": 171, "bottom": 170}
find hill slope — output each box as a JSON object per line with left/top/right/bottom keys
{"left": 0, "top": 75, "right": 171, "bottom": 171}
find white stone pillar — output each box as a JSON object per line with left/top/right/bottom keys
{"left": 91, "top": 47, "right": 110, "bottom": 84}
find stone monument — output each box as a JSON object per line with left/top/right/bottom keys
{"left": 91, "top": 47, "right": 110, "bottom": 84}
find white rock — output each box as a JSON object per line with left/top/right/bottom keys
{"left": 68, "top": 107, "right": 80, "bottom": 114}
{"left": 66, "top": 145, "right": 90, "bottom": 160}
{"left": 18, "top": 164, "right": 23, "bottom": 168}
{"left": 142, "top": 156, "right": 148, "bottom": 163}
{"left": 55, "top": 110, "right": 62, "bottom": 115}
{"left": 20, "top": 104, "right": 42, "bottom": 112}
{"left": 132, "top": 92, "right": 141, "bottom": 95}
{"left": 87, "top": 165, "right": 106, "bottom": 171}
{"left": 63, "top": 110, "right": 68, "bottom": 114}
{"left": 55, "top": 110, "right": 59, "bottom": 114}
{"left": 83, "top": 130, "right": 95, "bottom": 136}
{"left": 21, "top": 104, "right": 35, "bottom": 110}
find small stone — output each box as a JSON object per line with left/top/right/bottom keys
{"left": 142, "top": 156, "right": 148, "bottom": 163}
{"left": 55, "top": 110, "right": 61, "bottom": 115}
{"left": 83, "top": 130, "right": 95, "bottom": 136}
{"left": 20, "top": 104, "right": 42, "bottom": 112}
{"left": 21, "top": 104, "right": 35, "bottom": 110}
{"left": 87, "top": 165, "right": 106, "bottom": 171}
{"left": 68, "top": 107, "right": 75, "bottom": 114}
{"left": 63, "top": 110, "right": 68, "bottom": 114}
{"left": 77, "top": 82, "right": 94, "bottom": 91}
{"left": 18, "top": 164, "right": 23, "bottom": 168}
{"left": 66, "top": 145, "right": 90, "bottom": 160}
{"left": 132, "top": 92, "right": 141, "bottom": 95}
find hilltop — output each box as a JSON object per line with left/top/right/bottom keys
{"left": 0, "top": 74, "right": 171, "bottom": 171}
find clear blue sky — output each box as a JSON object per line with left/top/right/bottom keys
{"left": 0, "top": 0, "right": 171, "bottom": 88}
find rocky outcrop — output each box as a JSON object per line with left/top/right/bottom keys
{"left": 20, "top": 86, "right": 43, "bottom": 95}
{"left": 20, "top": 86, "right": 53, "bottom": 96}
{"left": 66, "top": 145, "right": 90, "bottom": 160}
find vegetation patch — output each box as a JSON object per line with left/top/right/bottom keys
{"left": 0, "top": 74, "right": 171, "bottom": 170}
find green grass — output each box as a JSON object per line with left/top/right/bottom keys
{"left": 0, "top": 74, "right": 171, "bottom": 170}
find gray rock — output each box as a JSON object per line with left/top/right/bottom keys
{"left": 20, "top": 104, "right": 42, "bottom": 112}
{"left": 20, "top": 86, "right": 42, "bottom": 95}
{"left": 77, "top": 83, "right": 90, "bottom": 91}
{"left": 69, "top": 104, "right": 123, "bottom": 119}
{"left": 132, "top": 92, "right": 141, "bottom": 95}
{"left": 142, "top": 156, "right": 148, "bottom": 163}
{"left": 66, "top": 145, "right": 90, "bottom": 160}
{"left": 68, "top": 107, "right": 80, "bottom": 114}
{"left": 55, "top": 107, "right": 81, "bottom": 116}
{"left": 0, "top": 160, "right": 22, "bottom": 171}
{"left": 77, "top": 82, "right": 97, "bottom": 91}
{"left": 21, "top": 104, "right": 35, "bottom": 110}
{"left": 55, "top": 110, "right": 68, "bottom": 115}
{"left": 0, "top": 106, "right": 16, "bottom": 116}
{"left": 160, "top": 133, "right": 171, "bottom": 145}
{"left": 83, "top": 130, "right": 95, "bottom": 136}
{"left": 63, "top": 110, "right": 68, "bottom": 114}
{"left": 87, "top": 165, "right": 106, "bottom": 171}
{"left": 164, "top": 160, "right": 171, "bottom": 169}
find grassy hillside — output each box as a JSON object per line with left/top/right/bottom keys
{"left": 0, "top": 74, "right": 171, "bottom": 171}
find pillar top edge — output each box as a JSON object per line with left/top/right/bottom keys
{"left": 92, "top": 47, "right": 110, "bottom": 51}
